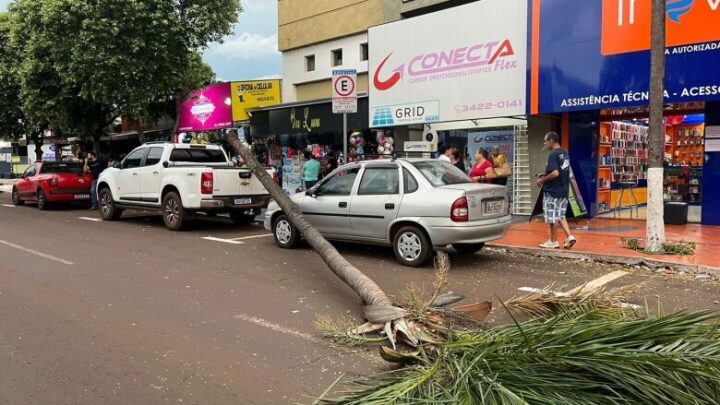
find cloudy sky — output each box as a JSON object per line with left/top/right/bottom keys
{"left": 0, "top": 0, "right": 282, "bottom": 81}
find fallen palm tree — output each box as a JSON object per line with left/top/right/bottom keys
{"left": 319, "top": 308, "right": 720, "bottom": 404}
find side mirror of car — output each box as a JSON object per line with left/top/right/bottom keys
{"left": 112, "top": 161, "right": 121, "bottom": 169}
{"left": 162, "top": 161, "right": 169, "bottom": 168}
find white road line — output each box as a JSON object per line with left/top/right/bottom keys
{"left": 0, "top": 240, "right": 75, "bottom": 266}
{"left": 230, "top": 233, "right": 273, "bottom": 241}
{"left": 201, "top": 236, "right": 245, "bottom": 245}
{"left": 234, "top": 314, "right": 323, "bottom": 344}
{"left": 1, "top": 204, "right": 15, "bottom": 208}
{"left": 233, "top": 313, "right": 384, "bottom": 364}
{"left": 79, "top": 217, "right": 102, "bottom": 222}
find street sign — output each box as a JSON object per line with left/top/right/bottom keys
{"left": 332, "top": 69, "right": 357, "bottom": 114}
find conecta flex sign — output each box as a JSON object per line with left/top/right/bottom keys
{"left": 368, "top": 0, "right": 527, "bottom": 128}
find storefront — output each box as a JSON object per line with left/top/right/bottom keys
{"left": 368, "top": 0, "right": 534, "bottom": 214}
{"left": 530, "top": 0, "right": 720, "bottom": 225}
{"left": 249, "top": 97, "right": 380, "bottom": 194}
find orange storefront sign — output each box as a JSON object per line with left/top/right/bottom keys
{"left": 602, "top": 0, "right": 720, "bottom": 55}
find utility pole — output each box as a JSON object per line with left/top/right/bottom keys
{"left": 646, "top": 0, "right": 666, "bottom": 251}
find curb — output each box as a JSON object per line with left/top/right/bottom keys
{"left": 486, "top": 243, "right": 720, "bottom": 280}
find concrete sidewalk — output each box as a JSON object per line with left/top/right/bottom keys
{"left": 489, "top": 217, "right": 720, "bottom": 276}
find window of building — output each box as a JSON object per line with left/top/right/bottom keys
{"left": 305, "top": 55, "right": 315, "bottom": 72}
{"left": 331, "top": 49, "right": 343, "bottom": 67}
{"left": 360, "top": 43, "right": 368, "bottom": 62}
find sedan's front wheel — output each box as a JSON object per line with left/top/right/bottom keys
{"left": 273, "top": 214, "right": 299, "bottom": 249}
{"left": 393, "top": 226, "right": 431, "bottom": 267}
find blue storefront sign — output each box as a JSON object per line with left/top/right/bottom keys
{"left": 530, "top": 0, "right": 720, "bottom": 114}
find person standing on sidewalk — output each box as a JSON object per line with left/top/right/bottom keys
{"left": 301, "top": 151, "right": 320, "bottom": 190}
{"left": 84, "top": 152, "right": 105, "bottom": 210}
{"left": 536, "top": 132, "right": 576, "bottom": 249}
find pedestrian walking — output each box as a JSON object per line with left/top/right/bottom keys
{"left": 535, "top": 132, "right": 576, "bottom": 249}
{"left": 302, "top": 151, "right": 321, "bottom": 190}
{"left": 490, "top": 146, "right": 511, "bottom": 186}
{"left": 438, "top": 144, "right": 456, "bottom": 163}
{"left": 84, "top": 152, "right": 105, "bottom": 210}
{"left": 450, "top": 147, "right": 466, "bottom": 172}
{"left": 469, "top": 148, "right": 495, "bottom": 183}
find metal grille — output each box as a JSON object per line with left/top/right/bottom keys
{"left": 512, "top": 125, "right": 532, "bottom": 215}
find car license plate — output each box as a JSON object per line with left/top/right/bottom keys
{"left": 484, "top": 201, "right": 503, "bottom": 214}
{"left": 234, "top": 198, "right": 252, "bottom": 205}
{"left": 75, "top": 194, "right": 90, "bottom": 200}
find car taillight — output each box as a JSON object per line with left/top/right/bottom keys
{"left": 201, "top": 172, "right": 213, "bottom": 194}
{"left": 49, "top": 177, "right": 58, "bottom": 186}
{"left": 451, "top": 197, "right": 469, "bottom": 222}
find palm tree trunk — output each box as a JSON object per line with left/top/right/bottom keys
{"left": 227, "top": 135, "right": 394, "bottom": 309}
{"left": 646, "top": 0, "right": 667, "bottom": 252}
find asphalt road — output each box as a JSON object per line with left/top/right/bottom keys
{"left": 1, "top": 193, "right": 719, "bottom": 404}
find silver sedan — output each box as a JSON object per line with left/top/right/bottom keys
{"left": 264, "top": 159, "right": 512, "bottom": 267}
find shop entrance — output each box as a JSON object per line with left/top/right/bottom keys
{"left": 595, "top": 103, "right": 705, "bottom": 223}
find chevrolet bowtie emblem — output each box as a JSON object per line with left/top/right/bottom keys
{"left": 241, "top": 181, "right": 250, "bottom": 186}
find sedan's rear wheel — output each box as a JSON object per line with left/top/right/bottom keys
{"left": 452, "top": 243, "right": 485, "bottom": 255}
{"left": 99, "top": 188, "right": 123, "bottom": 220}
{"left": 273, "top": 214, "right": 299, "bottom": 249}
{"left": 11, "top": 187, "right": 24, "bottom": 206}
{"left": 393, "top": 226, "right": 431, "bottom": 267}
{"left": 37, "top": 189, "right": 49, "bottom": 210}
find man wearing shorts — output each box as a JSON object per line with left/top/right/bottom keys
{"left": 536, "top": 132, "right": 576, "bottom": 249}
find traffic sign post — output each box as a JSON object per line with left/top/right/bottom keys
{"left": 332, "top": 69, "right": 357, "bottom": 160}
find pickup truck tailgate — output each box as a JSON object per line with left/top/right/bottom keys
{"left": 212, "top": 168, "right": 271, "bottom": 196}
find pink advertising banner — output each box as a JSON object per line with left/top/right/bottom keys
{"left": 177, "top": 83, "right": 233, "bottom": 132}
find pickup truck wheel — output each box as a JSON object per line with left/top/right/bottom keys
{"left": 37, "top": 189, "right": 49, "bottom": 210}
{"left": 99, "top": 188, "right": 123, "bottom": 220}
{"left": 273, "top": 215, "right": 299, "bottom": 249}
{"left": 11, "top": 187, "right": 24, "bottom": 206}
{"left": 393, "top": 226, "right": 431, "bottom": 267}
{"left": 452, "top": 243, "right": 485, "bottom": 255}
{"left": 162, "top": 192, "right": 188, "bottom": 231}
{"left": 230, "top": 211, "right": 256, "bottom": 225}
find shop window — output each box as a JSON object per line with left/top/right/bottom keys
{"left": 360, "top": 43, "right": 368, "bottom": 62}
{"left": 358, "top": 167, "right": 400, "bottom": 195}
{"left": 331, "top": 49, "right": 343, "bottom": 67}
{"left": 305, "top": 55, "right": 315, "bottom": 72}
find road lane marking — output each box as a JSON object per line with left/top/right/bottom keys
{"left": 0, "top": 240, "right": 75, "bottom": 266}
{"left": 230, "top": 234, "right": 273, "bottom": 241}
{"left": 201, "top": 236, "right": 245, "bottom": 245}
{"left": 233, "top": 314, "right": 384, "bottom": 364}
{"left": 234, "top": 314, "right": 323, "bottom": 344}
{"left": 1, "top": 204, "right": 15, "bottom": 208}
{"left": 79, "top": 217, "right": 102, "bottom": 222}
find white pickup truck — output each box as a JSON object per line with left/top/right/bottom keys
{"left": 96, "top": 142, "right": 272, "bottom": 230}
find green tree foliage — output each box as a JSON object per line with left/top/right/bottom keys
{"left": 0, "top": 12, "right": 25, "bottom": 141}
{"left": 6, "top": 0, "right": 238, "bottom": 150}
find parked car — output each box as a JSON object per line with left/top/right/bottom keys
{"left": 264, "top": 159, "right": 512, "bottom": 267}
{"left": 12, "top": 161, "right": 93, "bottom": 210}
{"left": 97, "top": 142, "right": 272, "bottom": 230}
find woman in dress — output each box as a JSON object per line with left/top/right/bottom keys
{"left": 468, "top": 148, "right": 495, "bottom": 183}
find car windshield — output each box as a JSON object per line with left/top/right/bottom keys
{"left": 412, "top": 161, "right": 472, "bottom": 186}
{"left": 42, "top": 163, "right": 84, "bottom": 175}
